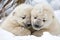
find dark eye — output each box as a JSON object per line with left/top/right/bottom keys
{"left": 43, "top": 18, "right": 47, "bottom": 22}
{"left": 43, "top": 20, "right": 46, "bottom": 22}
{"left": 22, "top": 17, "right": 25, "bottom": 19}
{"left": 34, "top": 17, "right": 37, "bottom": 19}
{"left": 43, "top": 19, "right": 47, "bottom": 22}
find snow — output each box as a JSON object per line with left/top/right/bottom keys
{"left": 54, "top": 10, "right": 60, "bottom": 23}
{"left": 25, "top": 0, "right": 48, "bottom": 6}
{"left": 50, "top": 0, "right": 60, "bottom": 10}
{"left": 0, "top": 28, "right": 15, "bottom": 40}
{"left": 25, "top": 0, "right": 60, "bottom": 10}
{"left": 0, "top": 20, "right": 2, "bottom": 23}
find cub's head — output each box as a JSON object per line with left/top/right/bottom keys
{"left": 12, "top": 4, "right": 32, "bottom": 28}
{"left": 31, "top": 3, "right": 54, "bottom": 30}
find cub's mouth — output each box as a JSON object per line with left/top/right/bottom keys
{"left": 32, "top": 24, "right": 44, "bottom": 30}
{"left": 34, "top": 25, "right": 43, "bottom": 28}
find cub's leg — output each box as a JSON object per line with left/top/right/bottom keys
{"left": 11, "top": 27, "right": 31, "bottom": 36}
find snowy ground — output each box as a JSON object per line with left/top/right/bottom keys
{"left": 0, "top": 10, "right": 60, "bottom": 40}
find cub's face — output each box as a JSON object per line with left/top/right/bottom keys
{"left": 12, "top": 4, "right": 32, "bottom": 28}
{"left": 31, "top": 4, "right": 54, "bottom": 30}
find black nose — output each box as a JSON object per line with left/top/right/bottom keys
{"left": 27, "top": 24, "right": 31, "bottom": 26}
{"left": 34, "top": 25, "right": 40, "bottom": 28}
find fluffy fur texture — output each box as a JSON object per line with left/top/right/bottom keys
{"left": 1, "top": 4, "right": 33, "bottom": 36}
{"left": 31, "top": 3, "right": 60, "bottom": 37}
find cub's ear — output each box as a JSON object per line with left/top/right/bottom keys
{"left": 12, "top": 12, "right": 15, "bottom": 16}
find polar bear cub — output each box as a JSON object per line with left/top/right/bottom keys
{"left": 31, "top": 3, "right": 60, "bottom": 36}
{"left": 1, "top": 4, "right": 32, "bottom": 36}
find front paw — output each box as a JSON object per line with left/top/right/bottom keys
{"left": 12, "top": 27, "right": 31, "bottom": 36}
{"left": 32, "top": 31, "right": 43, "bottom": 37}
